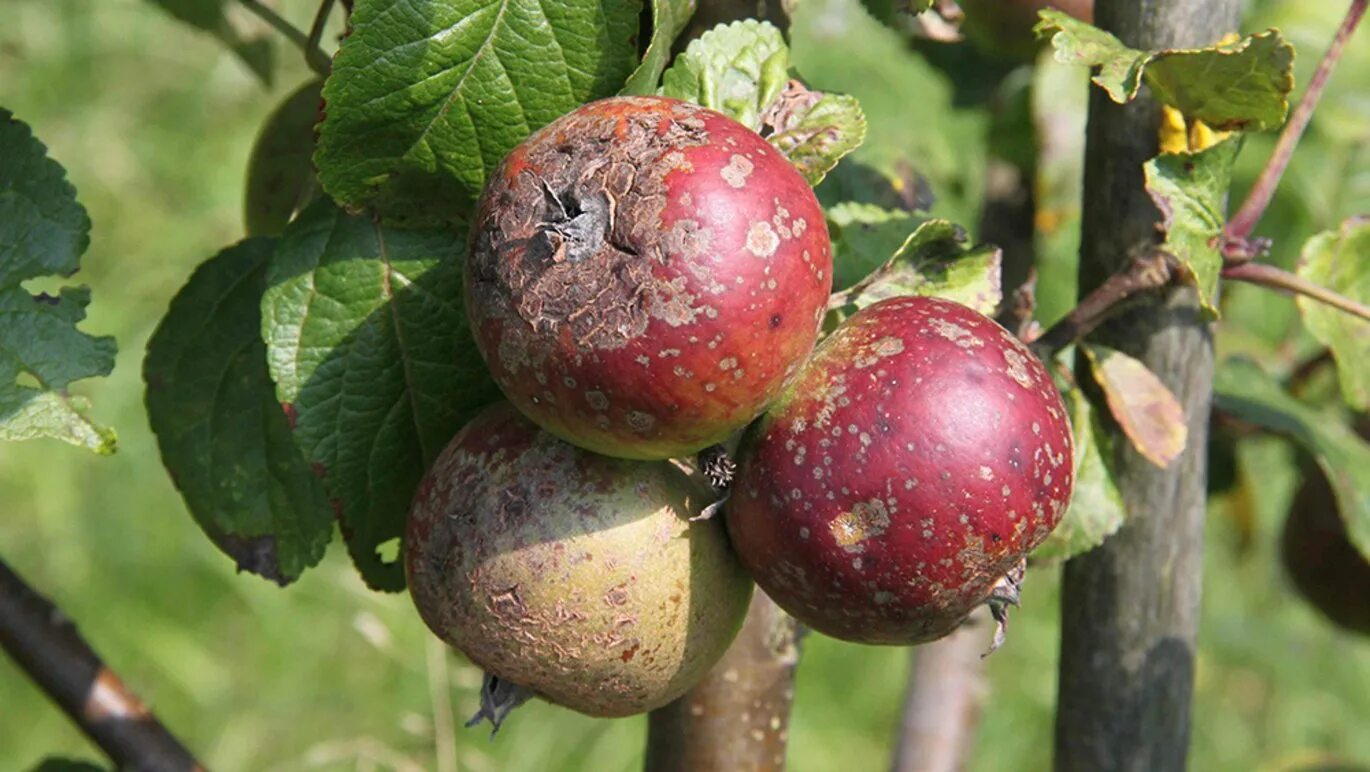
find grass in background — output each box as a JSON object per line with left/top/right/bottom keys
{"left": 0, "top": 1, "right": 1366, "bottom": 769}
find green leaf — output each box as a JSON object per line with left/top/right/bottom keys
{"left": 1144, "top": 135, "right": 1241, "bottom": 314}
{"left": 1145, "top": 32, "right": 1294, "bottom": 132}
{"left": 656, "top": 20, "right": 866, "bottom": 185}
{"left": 1082, "top": 344, "right": 1187, "bottom": 468}
{"left": 621, "top": 0, "right": 695, "bottom": 95}
{"left": 659, "top": 19, "right": 790, "bottom": 130}
{"left": 825, "top": 202, "right": 925, "bottom": 290}
{"left": 1031, "top": 387, "right": 1126, "bottom": 563}
{"left": 791, "top": 0, "right": 987, "bottom": 227}
{"left": 262, "top": 199, "right": 502, "bottom": 590}
{"left": 145, "top": 0, "right": 274, "bottom": 85}
{"left": 1295, "top": 218, "right": 1370, "bottom": 411}
{"left": 245, "top": 79, "right": 324, "bottom": 237}
{"left": 760, "top": 82, "right": 867, "bottom": 186}
{"left": 1213, "top": 357, "right": 1370, "bottom": 562}
{"left": 825, "top": 219, "right": 1002, "bottom": 328}
{"left": 0, "top": 110, "right": 116, "bottom": 454}
{"left": 1037, "top": 11, "right": 1293, "bottom": 131}
{"left": 1035, "top": 9, "right": 1146, "bottom": 103}
{"left": 145, "top": 239, "right": 333, "bottom": 585}
{"left": 315, "top": 0, "right": 642, "bottom": 227}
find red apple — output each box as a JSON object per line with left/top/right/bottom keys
{"left": 466, "top": 96, "right": 831, "bottom": 460}
{"left": 726, "top": 296, "right": 1073, "bottom": 644}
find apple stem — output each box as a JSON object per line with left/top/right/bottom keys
{"left": 1224, "top": 0, "right": 1368, "bottom": 256}
{"left": 1222, "top": 261, "right": 1370, "bottom": 322}
{"left": 238, "top": 0, "right": 333, "bottom": 76}
{"left": 305, "top": 0, "right": 337, "bottom": 69}
{"left": 1028, "top": 250, "right": 1177, "bottom": 361}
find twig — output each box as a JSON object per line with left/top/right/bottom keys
{"left": 1224, "top": 0, "right": 1368, "bottom": 254}
{"left": 239, "top": 0, "right": 332, "bottom": 76}
{"left": 1222, "top": 261, "right": 1370, "bottom": 322}
{"left": 1028, "top": 250, "right": 1176, "bottom": 360}
{"left": 306, "top": 0, "right": 337, "bottom": 64}
{"left": 0, "top": 557, "right": 203, "bottom": 771}
{"left": 889, "top": 614, "right": 989, "bottom": 772}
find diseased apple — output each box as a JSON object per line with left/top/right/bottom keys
{"left": 465, "top": 95, "right": 831, "bottom": 460}
{"left": 405, "top": 403, "right": 753, "bottom": 718}
{"left": 726, "top": 296, "right": 1073, "bottom": 645}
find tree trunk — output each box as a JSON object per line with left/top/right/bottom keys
{"left": 890, "top": 614, "right": 989, "bottom": 772}
{"left": 1054, "top": 1, "right": 1239, "bottom": 770}
{"left": 645, "top": 591, "right": 800, "bottom": 772}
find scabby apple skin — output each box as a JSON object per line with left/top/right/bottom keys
{"left": 465, "top": 95, "right": 832, "bottom": 460}
{"left": 725, "top": 296, "right": 1074, "bottom": 645}
{"left": 405, "top": 402, "right": 753, "bottom": 717}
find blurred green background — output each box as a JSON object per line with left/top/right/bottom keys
{"left": 1, "top": 1, "right": 1367, "bottom": 770}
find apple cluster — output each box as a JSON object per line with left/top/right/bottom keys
{"left": 404, "top": 96, "right": 1075, "bottom": 720}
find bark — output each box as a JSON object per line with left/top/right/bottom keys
{"left": 1053, "top": 1, "right": 1239, "bottom": 770}
{"left": 0, "top": 558, "right": 203, "bottom": 771}
{"left": 890, "top": 615, "right": 989, "bottom": 772}
{"left": 644, "top": 591, "right": 799, "bottom": 772}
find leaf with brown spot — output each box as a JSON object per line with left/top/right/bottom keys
{"left": 1037, "top": 11, "right": 1293, "bottom": 130}
{"left": 145, "top": 238, "right": 333, "bottom": 585}
{"left": 760, "top": 80, "right": 867, "bottom": 186}
{"left": 1082, "top": 344, "right": 1187, "bottom": 468}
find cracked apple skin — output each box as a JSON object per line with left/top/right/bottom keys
{"left": 465, "top": 95, "right": 831, "bottom": 460}
{"left": 725, "top": 296, "right": 1074, "bottom": 644}
{"left": 405, "top": 402, "right": 753, "bottom": 717}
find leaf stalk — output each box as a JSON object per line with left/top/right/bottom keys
{"left": 238, "top": 0, "right": 332, "bottom": 76}
{"left": 1221, "top": 261, "right": 1370, "bottom": 322}
{"left": 1028, "top": 250, "right": 1177, "bottom": 360}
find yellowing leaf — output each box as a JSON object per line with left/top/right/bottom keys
{"left": 1083, "top": 344, "right": 1187, "bottom": 468}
